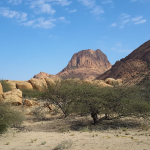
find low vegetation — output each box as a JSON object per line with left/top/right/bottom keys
{"left": 0, "top": 102, "right": 24, "bottom": 134}
{"left": 21, "top": 89, "right": 43, "bottom": 99}
{"left": 1, "top": 78, "right": 150, "bottom": 134}
{"left": 53, "top": 140, "right": 73, "bottom": 150}
{"left": 40, "top": 79, "right": 150, "bottom": 125}
{"left": 0, "top": 79, "right": 11, "bottom": 92}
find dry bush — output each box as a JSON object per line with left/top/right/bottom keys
{"left": 53, "top": 140, "right": 73, "bottom": 150}
{"left": 0, "top": 102, "right": 24, "bottom": 134}
{"left": 31, "top": 106, "right": 47, "bottom": 121}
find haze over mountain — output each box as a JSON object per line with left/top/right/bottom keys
{"left": 97, "top": 40, "right": 150, "bottom": 85}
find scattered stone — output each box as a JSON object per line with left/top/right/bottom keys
{"left": 23, "top": 99, "right": 39, "bottom": 106}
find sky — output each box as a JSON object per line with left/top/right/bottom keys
{"left": 0, "top": 0, "right": 150, "bottom": 81}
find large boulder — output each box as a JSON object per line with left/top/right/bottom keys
{"left": 84, "top": 79, "right": 112, "bottom": 87}
{"left": 0, "top": 82, "right": 3, "bottom": 94}
{"left": 92, "top": 80, "right": 113, "bottom": 87}
{"left": 23, "top": 99, "right": 39, "bottom": 106}
{"left": 2, "top": 89, "right": 22, "bottom": 105}
{"left": 44, "top": 77, "right": 61, "bottom": 86}
{"left": 29, "top": 78, "right": 47, "bottom": 91}
{"left": 105, "top": 78, "right": 123, "bottom": 86}
{"left": 14, "top": 81, "right": 33, "bottom": 90}
{"left": 5, "top": 80, "right": 16, "bottom": 90}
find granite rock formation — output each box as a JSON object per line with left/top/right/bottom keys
{"left": 33, "top": 72, "right": 60, "bottom": 79}
{"left": 57, "top": 49, "right": 112, "bottom": 80}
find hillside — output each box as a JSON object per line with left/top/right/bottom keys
{"left": 97, "top": 40, "right": 150, "bottom": 85}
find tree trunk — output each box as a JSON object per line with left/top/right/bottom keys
{"left": 104, "top": 113, "right": 109, "bottom": 120}
{"left": 91, "top": 112, "right": 98, "bottom": 125}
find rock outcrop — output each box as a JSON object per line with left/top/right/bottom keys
{"left": 105, "top": 78, "right": 123, "bottom": 86}
{"left": 29, "top": 78, "right": 47, "bottom": 91}
{"left": 2, "top": 89, "right": 22, "bottom": 105}
{"left": 33, "top": 72, "right": 60, "bottom": 79}
{"left": 0, "top": 83, "right": 3, "bottom": 100}
{"left": 0, "top": 83, "right": 3, "bottom": 95}
{"left": 5, "top": 80, "right": 16, "bottom": 90}
{"left": 97, "top": 40, "right": 150, "bottom": 85}
{"left": 23, "top": 99, "right": 39, "bottom": 106}
{"left": 57, "top": 49, "right": 112, "bottom": 80}
{"left": 14, "top": 81, "right": 33, "bottom": 90}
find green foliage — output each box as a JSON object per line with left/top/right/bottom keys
{"left": 99, "top": 85, "right": 150, "bottom": 120}
{"left": 0, "top": 80, "right": 12, "bottom": 92}
{"left": 42, "top": 80, "right": 80, "bottom": 117}
{"left": 0, "top": 102, "right": 24, "bottom": 134}
{"left": 42, "top": 79, "right": 150, "bottom": 125}
{"left": 21, "top": 89, "right": 43, "bottom": 98}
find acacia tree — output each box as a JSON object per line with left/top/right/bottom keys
{"left": 71, "top": 81, "right": 103, "bottom": 125}
{"left": 42, "top": 79, "right": 80, "bottom": 117}
{"left": 42, "top": 79, "right": 150, "bottom": 125}
{"left": 99, "top": 85, "right": 150, "bottom": 120}
{"left": 41, "top": 79, "right": 104, "bottom": 124}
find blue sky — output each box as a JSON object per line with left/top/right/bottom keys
{"left": 0, "top": 0, "right": 150, "bottom": 80}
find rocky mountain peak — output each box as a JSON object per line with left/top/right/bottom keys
{"left": 61, "top": 49, "right": 111, "bottom": 72}
{"left": 57, "top": 49, "right": 112, "bottom": 80}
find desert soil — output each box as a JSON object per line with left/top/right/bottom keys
{"left": 0, "top": 108, "right": 150, "bottom": 150}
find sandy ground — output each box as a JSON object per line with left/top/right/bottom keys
{"left": 0, "top": 108, "right": 150, "bottom": 150}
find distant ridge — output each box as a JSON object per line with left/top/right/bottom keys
{"left": 96, "top": 40, "right": 150, "bottom": 84}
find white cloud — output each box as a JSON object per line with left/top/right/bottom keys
{"left": 134, "top": 19, "right": 146, "bottom": 24}
{"left": 0, "top": 7, "right": 27, "bottom": 21}
{"left": 30, "top": 0, "right": 55, "bottom": 14}
{"left": 33, "top": 17, "right": 56, "bottom": 28}
{"left": 111, "top": 13, "right": 147, "bottom": 28}
{"left": 59, "top": 16, "right": 70, "bottom": 23}
{"left": 78, "top": 0, "right": 104, "bottom": 15}
{"left": 23, "top": 20, "right": 36, "bottom": 26}
{"left": 90, "top": 6, "right": 104, "bottom": 15}
{"left": 131, "top": 16, "right": 146, "bottom": 24}
{"left": 110, "top": 23, "right": 117, "bottom": 27}
{"left": 122, "top": 19, "right": 130, "bottom": 24}
{"left": 132, "top": 16, "right": 143, "bottom": 21}
{"left": 118, "top": 13, "right": 131, "bottom": 27}
{"left": 22, "top": 17, "right": 71, "bottom": 29}
{"left": 102, "top": 0, "right": 113, "bottom": 4}
{"left": 69, "top": 9, "right": 77, "bottom": 13}
{"left": 119, "top": 25, "right": 124, "bottom": 29}
{"left": 22, "top": 17, "right": 56, "bottom": 29}
{"left": 8, "top": 0, "right": 22, "bottom": 5}
{"left": 20, "top": 12, "right": 28, "bottom": 21}
{"left": 78, "top": 0, "right": 95, "bottom": 8}
{"left": 55, "top": 0, "right": 72, "bottom": 6}
{"left": 120, "top": 13, "right": 130, "bottom": 19}
{"left": 29, "top": 0, "right": 72, "bottom": 14}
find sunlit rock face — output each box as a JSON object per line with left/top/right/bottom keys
{"left": 97, "top": 40, "right": 150, "bottom": 85}
{"left": 57, "top": 49, "right": 112, "bottom": 80}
